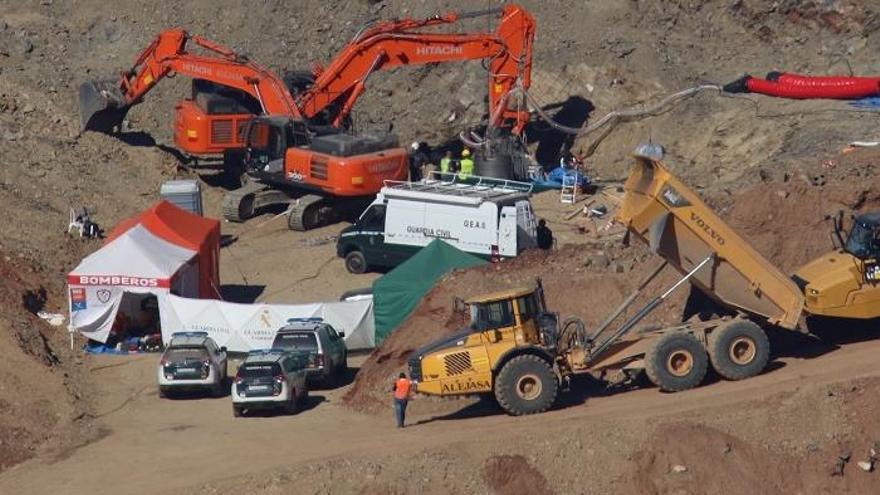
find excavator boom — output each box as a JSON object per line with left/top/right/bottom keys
{"left": 81, "top": 4, "right": 535, "bottom": 138}
{"left": 79, "top": 29, "right": 301, "bottom": 133}
{"left": 301, "top": 4, "right": 534, "bottom": 132}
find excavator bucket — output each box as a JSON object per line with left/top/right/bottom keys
{"left": 79, "top": 80, "right": 130, "bottom": 133}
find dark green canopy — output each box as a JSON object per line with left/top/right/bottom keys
{"left": 372, "top": 240, "right": 487, "bottom": 344}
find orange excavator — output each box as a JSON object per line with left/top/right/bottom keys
{"left": 78, "top": 30, "right": 336, "bottom": 163}
{"left": 80, "top": 4, "right": 536, "bottom": 230}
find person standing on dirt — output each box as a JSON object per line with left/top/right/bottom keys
{"left": 537, "top": 219, "right": 554, "bottom": 250}
{"left": 392, "top": 372, "right": 413, "bottom": 428}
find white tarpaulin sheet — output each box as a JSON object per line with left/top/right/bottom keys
{"left": 159, "top": 294, "right": 376, "bottom": 351}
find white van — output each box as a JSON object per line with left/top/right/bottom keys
{"left": 336, "top": 175, "right": 537, "bottom": 273}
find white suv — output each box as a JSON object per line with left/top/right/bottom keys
{"left": 158, "top": 332, "right": 227, "bottom": 398}
{"left": 232, "top": 350, "right": 309, "bottom": 417}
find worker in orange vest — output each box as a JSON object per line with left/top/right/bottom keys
{"left": 392, "top": 372, "right": 413, "bottom": 428}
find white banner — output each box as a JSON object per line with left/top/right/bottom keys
{"left": 159, "top": 294, "right": 375, "bottom": 351}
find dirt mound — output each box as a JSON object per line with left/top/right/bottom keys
{"left": 626, "top": 375, "right": 880, "bottom": 495}
{"left": 628, "top": 423, "right": 787, "bottom": 494}
{"left": 727, "top": 174, "right": 880, "bottom": 273}
{"left": 0, "top": 253, "right": 97, "bottom": 472}
{"left": 482, "top": 455, "right": 554, "bottom": 495}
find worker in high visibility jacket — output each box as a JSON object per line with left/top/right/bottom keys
{"left": 439, "top": 150, "right": 453, "bottom": 174}
{"left": 459, "top": 148, "right": 475, "bottom": 179}
{"left": 392, "top": 372, "right": 413, "bottom": 428}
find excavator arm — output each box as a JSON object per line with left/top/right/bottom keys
{"left": 79, "top": 29, "right": 302, "bottom": 132}
{"left": 299, "top": 4, "right": 535, "bottom": 133}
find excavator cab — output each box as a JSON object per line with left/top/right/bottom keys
{"left": 243, "top": 117, "right": 310, "bottom": 178}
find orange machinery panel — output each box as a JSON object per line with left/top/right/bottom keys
{"left": 173, "top": 100, "right": 253, "bottom": 155}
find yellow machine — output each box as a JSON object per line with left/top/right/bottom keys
{"left": 793, "top": 212, "right": 880, "bottom": 318}
{"left": 410, "top": 143, "right": 880, "bottom": 416}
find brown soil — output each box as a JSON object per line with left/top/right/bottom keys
{"left": 0, "top": 254, "right": 98, "bottom": 471}
{"left": 1, "top": 0, "right": 880, "bottom": 492}
{"left": 483, "top": 455, "right": 554, "bottom": 495}
{"left": 626, "top": 378, "right": 880, "bottom": 495}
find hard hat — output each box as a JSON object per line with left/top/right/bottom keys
{"left": 411, "top": 142, "right": 420, "bottom": 151}
{"left": 462, "top": 148, "right": 471, "bottom": 157}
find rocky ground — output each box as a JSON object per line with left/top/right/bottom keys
{"left": 2, "top": 0, "right": 880, "bottom": 493}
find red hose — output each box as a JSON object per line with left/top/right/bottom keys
{"left": 776, "top": 72, "right": 880, "bottom": 87}
{"left": 746, "top": 77, "right": 880, "bottom": 99}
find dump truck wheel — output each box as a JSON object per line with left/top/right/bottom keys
{"left": 645, "top": 332, "right": 708, "bottom": 392}
{"left": 708, "top": 320, "right": 769, "bottom": 381}
{"left": 344, "top": 251, "right": 368, "bottom": 274}
{"left": 494, "top": 355, "right": 558, "bottom": 416}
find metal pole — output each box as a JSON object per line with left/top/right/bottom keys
{"left": 590, "top": 254, "right": 714, "bottom": 360}
{"left": 589, "top": 261, "right": 667, "bottom": 344}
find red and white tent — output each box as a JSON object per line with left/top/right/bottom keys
{"left": 67, "top": 201, "right": 220, "bottom": 343}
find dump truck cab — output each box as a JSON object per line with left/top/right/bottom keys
{"left": 794, "top": 212, "right": 880, "bottom": 318}
{"left": 410, "top": 285, "right": 562, "bottom": 414}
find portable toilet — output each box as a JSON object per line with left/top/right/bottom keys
{"left": 160, "top": 180, "right": 203, "bottom": 216}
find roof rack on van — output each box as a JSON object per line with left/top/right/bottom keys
{"left": 383, "top": 173, "right": 533, "bottom": 202}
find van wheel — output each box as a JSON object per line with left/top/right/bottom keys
{"left": 344, "top": 251, "right": 367, "bottom": 274}
{"left": 708, "top": 320, "right": 769, "bottom": 381}
{"left": 494, "top": 355, "right": 558, "bottom": 416}
{"left": 645, "top": 332, "right": 708, "bottom": 392}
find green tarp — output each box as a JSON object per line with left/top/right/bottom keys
{"left": 372, "top": 240, "right": 487, "bottom": 344}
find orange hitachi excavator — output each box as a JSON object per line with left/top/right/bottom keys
{"left": 79, "top": 29, "right": 332, "bottom": 162}
{"left": 80, "top": 4, "right": 536, "bottom": 230}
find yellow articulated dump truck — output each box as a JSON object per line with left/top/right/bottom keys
{"left": 408, "top": 143, "right": 880, "bottom": 416}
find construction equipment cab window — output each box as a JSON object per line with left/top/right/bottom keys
{"left": 471, "top": 300, "right": 515, "bottom": 331}
{"left": 845, "top": 216, "right": 880, "bottom": 259}
{"left": 246, "top": 120, "right": 309, "bottom": 166}
{"left": 516, "top": 295, "right": 539, "bottom": 323}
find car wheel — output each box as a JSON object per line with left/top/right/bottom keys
{"left": 344, "top": 250, "right": 368, "bottom": 274}
{"left": 211, "top": 381, "right": 224, "bottom": 398}
{"left": 233, "top": 405, "right": 243, "bottom": 418}
{"left": 158, "top": 386, "right": 168, "bottom": 399}
{"left": 338, "top": 360, "right": 347, "bottom": 380}
{"left": 285, "top": 392, "right": 298, "bottom": 415}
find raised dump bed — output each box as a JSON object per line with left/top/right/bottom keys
{"left": 616, "top": 147, "right": 805, "bottom": 330}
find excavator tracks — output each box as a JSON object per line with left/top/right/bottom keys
{"left": 222, "top": 181, "right": 291, "bottom": 223}
{"left": 287, "top": 195, "right": 373, "bottom": 231}
{"left": 223, "top": 182, "right": 263, "bottom": 223}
